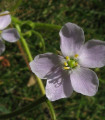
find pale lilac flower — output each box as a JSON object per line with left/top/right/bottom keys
{"left": 0, "top": 11, "right": 20, "bottom": 55}
{"left": 30, "top": 22, "right": 105, "bottom": 101}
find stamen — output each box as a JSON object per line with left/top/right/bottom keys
{"left": 74, "top": 54, "right": 78, "bottom": 58}
{"left": 64, "top": 67, "right": 70, "bottom": 70}
{"left": 75, "top": 62, "right": 78, "bottom": 66}
{"left": 64, "top": 55, "right": 78, "bottom": 70}
{"left": 65, "top": 56, "right": 70, "bottom": 60}
{"left": 64, "top": 62, "right": 68, "bottom": 66}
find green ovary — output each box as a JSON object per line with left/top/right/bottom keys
{"left": 67, "top": 60, "right": 76, "bottom": 68}
{"left": 63, "top": 56, "right": 78, "bottom": 70}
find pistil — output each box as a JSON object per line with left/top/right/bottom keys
{"left": 63, "top": 56, "right": 78, "bottom": 70}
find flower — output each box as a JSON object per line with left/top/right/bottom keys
{"left": 30, "top": 22, "right": 105, "bottom": 101}
{"left": 0, "top": 11, "right": 20, "bottom": 55}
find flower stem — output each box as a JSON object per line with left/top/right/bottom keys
{"left": 31, "top": 30, "right": 45, "bottom": 52}
{"left": 0, "top": 95, "right": 47, "bottom": 119}
{"left": 47, "top": 101, "right": 56, "bottom": 120}
{"left": 34, "top": 23, "right": 61, "bottom": 31}
{"left": 12, "top": 16, "right": 61, "bottom": 31}
{"left": 15, "top": 24, "right": 56, "bottom": 120}
{"left": 19, "top": 34, "right": 45, "bottom": 94}
{"left": 22, "top": 30, "right": 45, "bottom": 52}
{"left": 20, "top": 36, "right": 33, "bottom": 61}
{"left": 15, "top": 24, "right": 45, "bottom": 94}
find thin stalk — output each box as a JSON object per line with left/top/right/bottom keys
{"left": 19, "top": 36, "right": 57, "bottom": 119}
{"left": 0, "top": 12, "right": 16, "bottom": 17}
{"left": 22, "top": 30, "right": 45, "bottom": 52}
{"left": 0, "top": 13, "right": 12, "bottom": 17}
{"left": 19, "top": 36, "right": 33, "bottom": 61}
{"left": 15, "top": 24, "right": 45, "bottom": 93}
{"left": 32, "top": 31, "right": 45, "bottom": 52}
{"left": 34, "top": 22, "right": 61, "bottom": 31}
{"left": 0, "top": 95, "right": 47, "bottom": 119}
{"left": 47, "top": 101, "right": 56, "bottom": 120}
{"left": 15, "top": 25, "right": 56, "bottom": 120}
{"left": 20, "top": 35, "right": 45, "bottom": 94}
{"left": 12, "top": 17, "right": 61, "bottom": 31}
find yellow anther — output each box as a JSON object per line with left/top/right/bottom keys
{"left": 74, "top": 54, "right": 79, "bottom": 58}
{"left": 75, "top": 62, "right": 78, "bottom": 66}
{"left": 65, "top": 56, "right": 70, "bottom": 60}
{"left": 64, "top": 67, "right": 70, "bottom": 70}
{"left": 64, "top": 62, "right": 68, "bottom": 66}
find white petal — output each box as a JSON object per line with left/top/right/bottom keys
{"left": 0, "top": 11, "right": 11, "bottom": 30}
{"left": 46, "top": 68, "right": 73, "bottom": 101}
{"left": 70, "top": 67, "right": 99, "bottom": 96}
{"left": 59, "top": 22, "right": 85, "bottom": 57}
{"left": 30, "top": 53, "right": 63, "bottom": 79}
{"left": 78, "top": 39, "right": 105, "bottom": 68}
{"left": 1, "top": 28, "right": 20, "bottom": 42}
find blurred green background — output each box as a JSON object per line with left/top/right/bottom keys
{"left": 0, "top": 0, "right": 105, "bottom": 120}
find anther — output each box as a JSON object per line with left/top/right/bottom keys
{"left": 75, "top": 62, "right": 78, "bottom": 66}
{"left": 74, "top": 54, "right": 78, "bottom": 58}
{"left": 64, "top": 62, "right": 68, "bottom": 66}
{"left": 64, "top": 67, "right": 70, "bottom": 70}
{"left": 65, "top": 56, "right": 70, "bottom": 60}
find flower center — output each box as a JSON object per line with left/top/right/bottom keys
{"left": 63, "top": 54, "right": 78, "bottom": 70}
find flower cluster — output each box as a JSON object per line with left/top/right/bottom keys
{"left": 0, "top": 11, "right": 20, "bottom": 55}
{"left": 30, "top": 22, "right": 105, "bottom": 101}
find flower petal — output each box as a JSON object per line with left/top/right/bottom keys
{"left": 1, "top": 28, "right": 20, "bottom": 42}
{"left": 59, "top": 22, "right": 85, "bottom": 57}
{"left": 0, "top": 11, "right": 11, "bottom": 30}
{"left": 30, "top": 53, "right": 63, "bottom": 79}
{"left": 78, "top": 39, "right": 105, "bottom": 68}
{"left": 70, "top": 67, "right": 99, "bottom": 96}
{"left": 0, "top": 39, "right": 5, "bottom": 55}
{"left": 46, "top": 68, "right": 73, "bottom": 101}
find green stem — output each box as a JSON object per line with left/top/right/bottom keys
{"left": 0, "top": 13, "right": 11, "bottom": 17}
{"left": 32, "top": 31, "right": 45, "bottom": 52}
{"left": 22, "top": 30, "right": 45, "bottom": 52}
{"left": 20, "top": 36, "right": 33, "bottom": 61}
{"left": 19, "top": 34, "right": 45, "bottom": 94}
{"left": 0, "top": 95, "right": 47, "bottom": 119}
{"left": 16, "top": 24, "right": 45, "bottom": 94}
{"left": 35, "top": 76, "right": 45, "bottom": 95}
{"left": 47, "top": 101, "right": 56, "bottom": 120}
{"left": 34, "top": 23, "right": 61, "bottom": 31}
{"left": 12, "top": 17, "right": 61, "bottom": 31}
{"left": 15, "top": 24, "right": 56, "bottom": 120}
